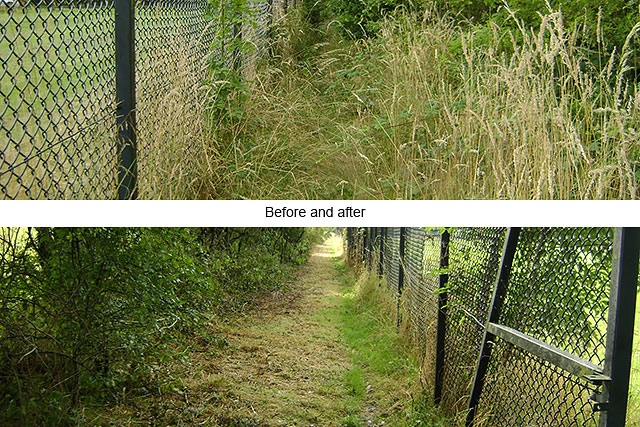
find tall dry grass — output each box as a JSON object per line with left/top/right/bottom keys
{"left": 219, "top": 5, "right": 640, "bottom": 199}
{"left": 135, "top": 30, "right": 219, "bottom": 200}
{"left": 346, "top": 7, "right": 640, "bottom": 199}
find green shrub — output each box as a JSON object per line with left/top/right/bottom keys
{"left": 0, "top": 227, "right": 317, "bottom": 424}
{"left": 328, "top": 0, "right": 427, "bottom": 38}
{"left": 439, "top": 0, "right": 640, "bottom": 56}
{"left": 200, "top": 228, "right": 317, "bottom": 306}
{"left": 0, "top": 228, "right": 212, "bottom": 424}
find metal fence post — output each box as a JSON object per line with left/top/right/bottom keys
{"left": 434, "top": 228, "right": 450, "bottom": 405}
{"left": 378, "top": 227, "right": 386, "bottom": 277}
{"left": 599, "top": 228, "right": 640, "bottom": 427}
{"left": 346, "top": 228, "right": 355, "bottom": 263}
{"left": 365, "top": 228, "right": 372, "bottom": 267}
{"left": 397, "top": 227, "right": 406, "bottom": 326}
{"left": 360, "top": 228, "right": 366, "bottom": 265}
{"left": 115, "top": 0, "right": 137, "bottom": 199}
{"left": 466, "top": 227, "right": 521, "bottom": 427}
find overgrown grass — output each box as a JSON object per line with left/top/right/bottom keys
{"left": 6, "top": 4, "right": 638, "bottom": 199}
{"left": 135, "top": 34, "right": 216, "bottom": 199}
{"left": 333, "top": 259, "right": 453, "bottom": 426}
{"left": 210, "top": 5, "right": 640, "bottom": 199}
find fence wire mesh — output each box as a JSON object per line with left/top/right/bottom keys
{"left": 442, "top": 227, "right": 506, "bottom": 412}
{"left": 385, "top": 227, "right": 401, "bottom": 295}
{"left": 402, "top": 228, "right": 430, "bottom": 347}
{"left": 2, "top": 1, "right": 116, "bottom": 199}
{"left": 476, "top": 227, "right": 613, "bottom": 426}
{"left": 1, "top": 0, "right": 274, "bottom": 199}
{"left": 501, "top": 228, "right": 612, "bottom": 365}
{"left": 133, "top": 0, "right": 215, "bottom": 198}
{"left": 347, "top": 227, "right": 637, "bottom": 426}
{"left": 478, "top": 339, "right": 600, "bottom": 426}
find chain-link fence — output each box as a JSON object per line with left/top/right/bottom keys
{"left": 348, "top": 227, "right": 640, "bottom": 427}
{"left": 1, "top": 0, "right": 279, "bottom": 199}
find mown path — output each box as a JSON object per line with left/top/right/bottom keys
{"left": 200, "top": 236, "right": 355, "bottom": 425}
{"left": 108, "top": 236, "right": 421, "bottom": 426}
{"left": 116, "top": 235, "right": 385, "bottom": 427}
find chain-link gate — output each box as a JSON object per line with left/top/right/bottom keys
{"left": 1, "top": 0, "right": 277, "bottom": 199}
{"left": 347, "top": 227, "right": 639, "bottom": 427}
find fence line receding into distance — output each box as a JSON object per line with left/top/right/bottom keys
{"left": 347, "top": 227, "right": 639, "bottom": 427}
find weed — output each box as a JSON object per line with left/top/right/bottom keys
{"left": 341, "top": 414, "right": 364, "bottom": 427}
{"left": 345, "top": 367, "right": 366, "bottom": 397}
{"left": 135, "top": 29, "right": 216, "bottom": 199}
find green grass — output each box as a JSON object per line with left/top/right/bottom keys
{"left": 332, "top": 258, "right": 452, "bottom": 426}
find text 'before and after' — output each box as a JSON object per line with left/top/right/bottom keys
{"left": 266, "top": 206, "right": 365, "bottom": 218}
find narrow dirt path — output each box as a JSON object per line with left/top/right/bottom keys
{"left": 188, "top": 236, "right": 356, "bottom": 426}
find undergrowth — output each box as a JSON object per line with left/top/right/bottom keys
{"left": 206, "top": 4, "right": 640, "bottom": 199}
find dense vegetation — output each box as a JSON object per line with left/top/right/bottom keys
{"left": 0, "top": 227, "right": 318, "bottom": 425}
{"left": 192, "top": 0, "right": 640, "bottom": 199}
{"left": 325, "top": 0, "right": 640, "bottom": 58}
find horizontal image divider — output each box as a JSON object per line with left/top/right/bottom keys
{"left": 0, "top": 200, "right": 638, "bottom": 227}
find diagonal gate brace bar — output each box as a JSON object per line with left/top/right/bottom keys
{"left": 465, "top": 227, "right": 521, "bottom": 427}
{"left": 486, "top": 323, "right": 605, "bottom": 378}
{"left": 465, "top": 228, "right": 639, "bottom": 427}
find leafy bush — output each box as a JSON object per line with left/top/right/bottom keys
{"left": 0, "top": 228, "right": 211, "bottom": 424}
{"left": 0, "top": 227, "right": 317, "bottom": 424}
{"left": 438, "top": 0, "right": 640, "bottom": 56}
{"left": 327, "top": 0, "right": 426, "bottom": 37}
{"left": 200, "top": 228, "right": 318, "bottom": 306}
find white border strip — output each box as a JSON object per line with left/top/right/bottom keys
{"left": 0, "top": 200, "right": 636, "bottom": 227}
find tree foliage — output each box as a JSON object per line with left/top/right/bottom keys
{"left": 436, "top": 0, "right": 640, "bottom": 53}
{"left": 327, "top": 0, "right": 639, "bottom": 57}
{"left": 327, "top": 0, "right": 423, "bottom": 37}
{"left": 0, "top": 227, "right": 317, "bottom": 425}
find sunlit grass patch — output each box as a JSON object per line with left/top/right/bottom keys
{"left": 334, "top": 260, "right": 453, "bottom": 426}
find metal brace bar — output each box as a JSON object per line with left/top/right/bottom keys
{"left": 486, "top": 322, "right": 605, "bottom": 378}
{"left": 466, "top": 227, "right": 521, "bottom": 427}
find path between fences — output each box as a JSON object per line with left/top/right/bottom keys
{"left": 114, "top": 237, "right": 393, "bottom": 426}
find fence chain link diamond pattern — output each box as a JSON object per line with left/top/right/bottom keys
{"left": 2, "top": 0, "right": 272, "bottom": 198}
{"left": 347, "top": 227, "right": 625, "bottom": 426}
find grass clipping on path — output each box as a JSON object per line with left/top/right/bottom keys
{"left": 213, "top": 7, "right": 640, "bottom": 199}
{"left": 87, "top": 236, "right": 448, "bottom": 426}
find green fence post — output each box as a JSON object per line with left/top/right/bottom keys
{"left": 600, "top": 228, "right": 640, "bottom": 427}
